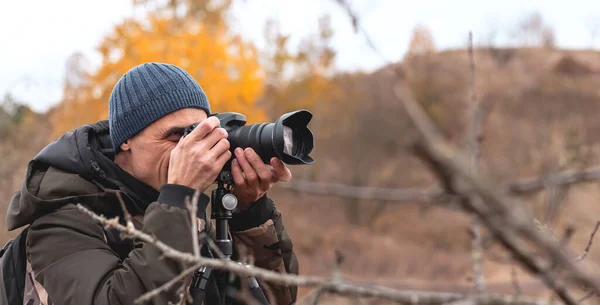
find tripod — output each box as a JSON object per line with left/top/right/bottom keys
{"left": 188, "top": 171, "right": 269, "bottom": 305}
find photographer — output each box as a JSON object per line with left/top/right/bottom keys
{"left": 3, "top": 63, "right": 298, "bottom": 305}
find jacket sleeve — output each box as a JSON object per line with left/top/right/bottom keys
{"left": 229, "top": 195, "right": 299, "bottom": 305}
{"left": 26, "top": 184, "right": 208, "bottom": 305}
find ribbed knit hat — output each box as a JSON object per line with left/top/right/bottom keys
{"left": 109, "top": 62, "right": 211, "bottom": 152}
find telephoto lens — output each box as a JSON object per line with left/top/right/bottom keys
{"left": 184, "top": 109, "right": 315, "bottom": 167}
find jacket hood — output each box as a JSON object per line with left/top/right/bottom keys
{"left": 6, "top": 120, "right": 158, "bottom": 230}
{"left": 35, "top": 120, "right": 115, "bottom": 179}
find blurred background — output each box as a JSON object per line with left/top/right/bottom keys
{"left": 2, "top": 0, "right": 600, "bottom": 302}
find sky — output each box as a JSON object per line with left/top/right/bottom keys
{"left": 1, "top": 0, "right": 600, "bottom": 112}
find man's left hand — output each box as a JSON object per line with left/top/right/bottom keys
{"left": 231, "top": 147, "right": 292, "bottom": 211}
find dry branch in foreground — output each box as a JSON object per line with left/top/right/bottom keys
{"left": 392, "top": 83, "right": 600, "bottom": 305}
{"left": 76, "top": 203, "right": 559, "bottom": 305}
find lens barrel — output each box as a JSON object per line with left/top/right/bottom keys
{"left": 183, "top": 109, "right": 315, "bottom": 167}
{"left": 220, "top": 109, "right": 315, "bottom": 165}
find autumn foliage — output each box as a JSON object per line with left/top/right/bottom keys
{"left": 50, "top": 1, "right": 265, "bottom": 139}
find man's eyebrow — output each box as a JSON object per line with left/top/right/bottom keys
{"left": 163, "top": 126, "right": 186, "bottom": 136}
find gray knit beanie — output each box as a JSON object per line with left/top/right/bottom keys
{"left": 109, "top": 62, "right": 211, "bottom": 152}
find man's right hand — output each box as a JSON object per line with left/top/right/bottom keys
{"left": 167, "top": 116, "right": 231, "bottom": 192}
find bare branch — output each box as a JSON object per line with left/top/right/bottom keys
{"left": 76, "top": 204, "right": 557, "bottom": 305}
{"left": 278, "top": 180, "right": 444, "bottom": 202}
{"left": 467, "top": 30, "right": 487, "bottom": 295}
{"left": 511, "top": 263, "right": 522, "bottom": 297}
{"left": 295, "top": 288, "right": 323, "bottom": 305}
{"left": 108, "top": 190, "right": 135, "bottom": 229}
{"left": 135, "top": 262, "right": 204, "bottom": 304}
{"left": 279, "top": 165, "right": 600, "bottom": 203}
{"left": 576, "top": 221, "right": 600, "bottom": 261}
{"left": 471, "top": 218, "right": 486, "bottom": 293}
{"left": 392, "top": 82, "right": 600, "bottom": 305}
{"left": 205, "top": 233, "right": 226, "bottom": 259}
{"left": 508, "top": 167, "right": 600, "bottom": 195}
{"left": 312, "top": 288, "right": 325, "bottom": 305}
{"left": 332, "top": 0, "right": 391, "bottom": 65}
{"left": 179, "top": 274, "right": 193, "bottom": 305}
{"left": 184, "top": 191, "right": 201, "bottom": 258}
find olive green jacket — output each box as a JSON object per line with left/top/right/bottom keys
{"left": 4, "top": 121, "right": 298, "bottom": 305}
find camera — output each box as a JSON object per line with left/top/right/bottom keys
{"left": 183, "top": 109, "right": 314, "bottom": 305}
{"left": 183, "top": 109, "right": 315, "bottom": 171}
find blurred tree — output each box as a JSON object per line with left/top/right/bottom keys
{"left": 0, "top": 93, "right": 38, "bottom": 143}
{"left": 50, "top": 0, "right": 264, "bottom": 139}
{"left": 406, "top": 25, "right": 436, "bottom": 57}
{"left": 1, "top": 93, "right": 26, "bottom": 124}
{"left": 262, "top": 16, "right": 336, "bottom": 105}
{"left": 261, "top": 15, "right": 338, "bottom": 130}
{"left": 511, "top": 11, "right": 555, "bottom": 48}
{"left": 133, "top": 0, "right": 231, "bottom": 28}
{"left": 260, "top": 15, "right": 339, "bottom": 184}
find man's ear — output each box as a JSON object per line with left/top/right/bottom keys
{"left": 120, "top": 139, "right": 131, "bottom": 152}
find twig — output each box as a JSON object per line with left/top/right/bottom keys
{"left": 508, "top": 167, "right": 600, "bottom": 195}
{"left": 205, "top": 233, "right": 226, "bottom": 259}
{"left": 179, "top": 274, "right": 193, "bottom": 305}
{"left": 332, "top": 0, "right": 390, "bottom": 65}
{"left": 467, "top": 31, "right": 487, "bottom": 295}
{"left": 295, "top": 288, "right": 323, "bottom": 305}
{"left": 278, "top": 180, "right": 444, "bottom": 202}
{"left": 312, "top": 288, "right": 325, "bottom": 305}
{"left": 278, "top": 165, "right": 600, "bottom": 202}
{"left": 511, "top": 263, "right": 522, "bottom": 297}
{"left": 135, "top": 261, "right": 204, "bottom": 304}
{"left": 185, "top": 191, "right": 201, "bottom": 258}
{"left": 111, "top": 190, "right": 134, "bottom": 229}
{"left": 471, "top": 219, "right": 486, "bottom": 293}
{"left": 76, "top": 204, "right": 558, "bottom": 305}
{"left": 576, "top": 221, "right": 600, "bottom": 261}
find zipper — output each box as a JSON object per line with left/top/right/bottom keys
{"left": 89, "top": 160, "right": 145, "bottom": 215}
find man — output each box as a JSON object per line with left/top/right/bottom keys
{"left": 3, "top": 62, "right": 298, "bottom": 305}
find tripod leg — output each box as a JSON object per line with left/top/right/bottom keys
{"left": 248, "top": 276, "right": 269, "bottom": 305}
{"left": 188, "top": 267, "right": 213, "bottom": 305}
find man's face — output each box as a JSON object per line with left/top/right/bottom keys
{"left": 116, "top": 108, "right": 208, "bottom": 190}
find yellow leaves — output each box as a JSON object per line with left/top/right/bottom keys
{"left": 50, "top": 11, "right": 265, "bottom": 139}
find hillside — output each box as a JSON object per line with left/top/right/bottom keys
{"left": 2, "top": 47, "right": 600, "bottom": 301}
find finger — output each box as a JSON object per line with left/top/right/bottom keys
{"left": 231, "top": 159, "right": 246, "bottom": 187}
{"left": 187, "top": 116, "right": 221, "bottom": 141}
{"left": 198, "top": 127, "right": 228, "bottom": 151}
{"left": 266, "top": 165, "right": 280, "bottom": 183}
{"left": 244, "top": 148, "right": 272, "bottom": 183}
{"left": 270, "top": 158, "right": 292, "bottom": 182}
{"left": 234, "top": 148, "right": 258, "bottom": 187}
{"left": 207, "top": 138, "right": 230, "bottom": 159}
{"left": 215, "top": 149, "right": 232, "bottom": 169}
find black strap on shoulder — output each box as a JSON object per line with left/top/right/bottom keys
{"left": 1, "top": 226, "right": 30, "bottom": 305}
